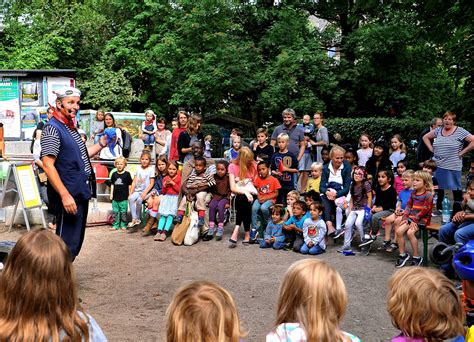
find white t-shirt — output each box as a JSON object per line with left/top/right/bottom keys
{"left": 133, "top": 165, "right": 155, "bottom": 193}
{"left": 357, "top": 148, "right": 373, "bottom": 167}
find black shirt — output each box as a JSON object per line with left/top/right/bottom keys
{"left": 253, "top": 144, "right": 274, "bottom": 161}
{"left": 111, "top": 171, "right": 133, "bottom": 201}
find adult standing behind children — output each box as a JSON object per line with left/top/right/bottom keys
{"left": 41, "top": 87, "right": 107, "bottom": 260}
{"left": 309, "top": 111, "right": 329, "bottom": 163}
{"left": 319, "top": 146, "right": 352, "bottom": 236}
{"left": 169, "top": 110, "right": 188, "bottom": 161}
{"left": 177, "top": 112, "right": 204, "bottom": 163}
{"left": 423, "top": 111, "right": 474, "bottom": 209}
{"left": 271, "top": 108, "right": 306, "bottom": 163}
{"left": 416, "top": 117, "right": 442, "bottom": 168}
{"left": 99, "top": 113, "right": 122, "bottom": 162}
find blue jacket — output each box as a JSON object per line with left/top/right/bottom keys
{"left": 319, "top": 160, "right": 352, "bottom": 198}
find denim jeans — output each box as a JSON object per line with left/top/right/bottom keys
{"left": 144, "top": 134, "right": 155, "bottom": 146}
{"left": 252, "top": 199, "right": 274, "bottom": 230}
{"left": 440, "top": 221, "right": 474, "bottom": 245}
{"left": 260, "top": 240, "right": 286, "bottom": 250}
{"left": 300, "top": 243, "right": 325, "bottom": 255}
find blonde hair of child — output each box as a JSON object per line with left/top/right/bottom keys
{"left": 287, "top": 190, "right": 300, "bottom": 200}
{"left": 390, "top": 134, "right": 408, "bottom": 154}
{"left": 166, "top": 281, "right": 246, "bottom": 342}
{"left": 413, "top": 170, "right": 433, "bottom": 193}
{"left": 310, "top": 162, "right": 323, "bottom": 171}
{"left": 273, "top": 259, "right": 348, "bottom": 341}
{"left": 401, "top": 169, "right": 414, "bottom": 179}
{"left": 0, "top": 229, "right": 89, "bottom": 341}
{"left": 205, "top": 135, "right": 212, "bottom": 142}
{"left": 114, "top": 155, "right": 128, "bottom": 167}
{"left": 277, "top": 132, "right": 289, "bottom": 142}
{"left": 387, "top": 267, "right": 465, "bottom": 340}
{"left": 359, "top": 133, "right": 374, "bottom": 148}
{"left": 235, "top": 146, "right": 255, "bottom": 180}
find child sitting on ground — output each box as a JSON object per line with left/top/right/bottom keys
{"left": 394, "top": 170, "right": 433, "bottom": 267}
{"left": 283, "top": 200, "right": 309, "bottom": 252}
{"left": 381, "top": 170, "right": 414, "bottom": 252}
{"left": 387, "top": 267, "right": 465, "bottom": 341}
{"left": 166, "top": 281, "right": 247, "bottom": 342}
{"left": 267, "top": 259, "right": 361, "bottom": 341}
{"left": 141, "top": 109, "right": 158, "bottom": 150}
{"left": 301, "top": 201, "right": 327, "bottom": 255}
{"left": 110, "top": 156, "right": 133, "bottom": 231}
{"left": 251, "top": 160, "right": 281, "bottom": 242}
{"left": 177, "top": 157, "right": 215, "bottom": 228}
{"left": 260, "top": 204, "right": 286, "bottom": 250}
{"left": 142, "top": 155, "right": 168, "bottom": 236}
{"left": 305, "top": 162, "right": 322, "bottom": 193}
{"left": 359, "top": 169, "right": 397, "bottom": 250}
{"left": 338, "top": 166, "right": 372, "bottom": 253}
{"left": 271, "top": 133, "right": 299, "bottom": 205}
{"left": 155, "top": 160, "right": 181, "bottom": 241}
{"left": 204, "top": 160, "right": 231, "bottom": 241}
{"left": 283, "top": 190, "right": 299, "bottom": 221}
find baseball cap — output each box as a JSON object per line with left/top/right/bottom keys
{"left": 54, "top": 87, "right": 81, "bottom": 99}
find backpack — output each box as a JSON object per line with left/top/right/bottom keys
{"left": 119, "top": 128, "right": 132, "bottom": 158}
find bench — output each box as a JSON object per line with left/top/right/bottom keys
{"left": 419, "top": 223, "right": 440, "bottom": 266}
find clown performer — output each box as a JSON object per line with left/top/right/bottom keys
{"left": 41, "top": 87, "right": 107, "bottom": 260}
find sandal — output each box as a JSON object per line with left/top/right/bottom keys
{"left": 242, "top": 240, "right": 250, "bottom": 246}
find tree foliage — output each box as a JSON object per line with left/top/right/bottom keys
{"left": 0, "top": 0, "right": 472, "bottom": 124}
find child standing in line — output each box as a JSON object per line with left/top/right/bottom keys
{"left": 204, "top": 135, "right": 213, "bottom": 158}
{"left": 141, "top": 109, "right": 158, "bottom": 150}
{"left": 267, "top": 259, "right": 361, "bottom": 341}
{"left": 161, "top": 118, "right": 178, "bottom": 158}
{"left": 394, "top": 171, "right": 433, "bottom": 267}
{"left": 91, "top": 109, "right": 105, "bottom": 144}
{"left": 389, "top": 134, "right": 407, "bottom": 170}
{"left": 176, "top": 157, "right": 215, "bottom": 228}
{"left": 252, "top": 127, "right": 274, "bottom": 161}
{"left": 251, "top": 160, "right": 281, "bottom": 242}
{"left": 204, "top": 160, "right": 231, "bottom": 241}
{"left": 305, "top": 162, "right": 322, "bottom": 193}
{"left": 142, "top": 155, "right": 168, "bottom": 237}
{"left": 283, "top": 200, "right": 309, "bottom": 252}
{"left": 387, "top": 267, "right": 465, "bottom": 341}
{"left": 283, "top": 190, "right": 299, "bottom": 221}
{"left": 110, "top": 156, "right": 133, "bottom": 231}
{"left": 394, "top": 160, "right": 408, "bottom": 194}
{"left": 359, "top": 169, "right": 397, "bottom": 249}
{"left": 357, "top": 133, "right": 373, "bottom": 167}
{"left": 301, "top": 201, "right": 327, "bottom": 255}
{"left": 260, "top": 204, "right": 286, "bottom": 250}
{"left": 338, "top": 167, "right": 372, "bottom": 253}
{"left": 127, "top": 150, "right": 155, "bottom": 231}
{"left": 166, "top": 281, "right": 247, "bottom": 342}
{"left": 271, "top": 133, "right": 299, "bottom": 205}
{"left": 225, "top": 135, "right": 242, "bottom": 162}
{"left": 382, "top": 170, "right": 414, "bottom": 252}
{"left": 154, "top": 160, "right": 181, "bottom": 241}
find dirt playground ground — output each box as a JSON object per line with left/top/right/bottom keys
{"left": 2, "top": 223, "right": 436, "bottom": 341}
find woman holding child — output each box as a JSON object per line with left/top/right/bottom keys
{"left": 319, "top": 146, "right": 352, "bottom": 236}
{"left": 228, "top": 147, "right": 258, "bottom": 247}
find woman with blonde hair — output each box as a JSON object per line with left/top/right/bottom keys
{"left": 166, "top": 281, "right": 246, "bottom": 342}
{"left": 267, "top": 259, "right": 361, "bottom": 341}
{"left": 228, "top": 146, "right": 258, "bottom": 247}
{"left": 387, "top": 267, "right": 465, "bottom": 341}
{"left": 0, "top": 229, "right": 106, "bottom": 341}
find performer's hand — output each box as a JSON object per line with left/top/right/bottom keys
{"left": 99, "top": 135, "right": 107, "bottom": 148}
{"left": 61, "top": 193, "right": 77, "bottom": 215}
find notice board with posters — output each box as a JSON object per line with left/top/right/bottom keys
{"left": 0, "top": 76, "right": 21, "bottom": 139}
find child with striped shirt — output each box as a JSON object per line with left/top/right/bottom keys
{"left": 394, "top": 171, "right": 433, "bottom": 267}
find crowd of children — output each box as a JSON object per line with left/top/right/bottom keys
{"left": 90, "top": 108, "right": 474, "bottom": 270}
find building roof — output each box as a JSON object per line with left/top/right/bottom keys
{"left": 0, "top": 69, "right": 76, "bottom": 77}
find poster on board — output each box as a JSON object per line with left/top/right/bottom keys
{"left": 21, "top": 81, "right": 40, "bottom": 106}
{"left": 0, "top": 76, "right": 21, "bottom": 139}
{"left": 45, "top": 76, "right": 75, "bottom": 107}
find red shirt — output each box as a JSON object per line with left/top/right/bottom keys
{"left": 161, "top": 173, "right": 181, "bottom": 195}
{"left": 253, "top": 175, "right": 281, "bottom": 202}
{"left": 169, "top": 127, "right": 186, "bottom": 161}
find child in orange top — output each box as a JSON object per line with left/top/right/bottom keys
{"left": 251, "top": 160, "right": 281, "bottom": 242}
{"left": 394, "top": 171, "right": 433, "bottom": 267}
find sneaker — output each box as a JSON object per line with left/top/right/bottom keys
{"left": 386, "top": 242, "right": 398, "bottom": 253}
{"left": 202, "top": 228, "right": 215, "bottom": 241}
{"left": 176, "top": 215, "right": 183, "bottom": 224}
{"left": 378, "top": 240, "right": 391, "bottom": 250}
{"left": 334, "top": 228, "right": 345, "bottom": 239}
{"left": 198, "top": 217, "right": 205, "bottom": 228}
{"left": 395, "top": 253, "right": 411, "bottom": 268}
{"left": 359, "top": 234, "right": 376, "bottom": 247}
{"left": 215, "top": 227, "right": 224, "bottom": 241}
{"left": 411, "top": 256, "right": 423, "bottom": 266}
{"left": 249, "top": 229, "right": 258, "bottom": 243}
{"left": 431, "top": 209, "right": 441, "bottom": 217}
{"left": 337, "top": 246, "right": 352, "bottom": 253}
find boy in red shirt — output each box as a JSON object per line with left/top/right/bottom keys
{"left": 250, "top": 160, "right": 281, "bottom": 242}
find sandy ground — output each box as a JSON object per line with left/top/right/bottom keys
{"left": 0, "top": 223, "right": 423, "bottom": 342}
